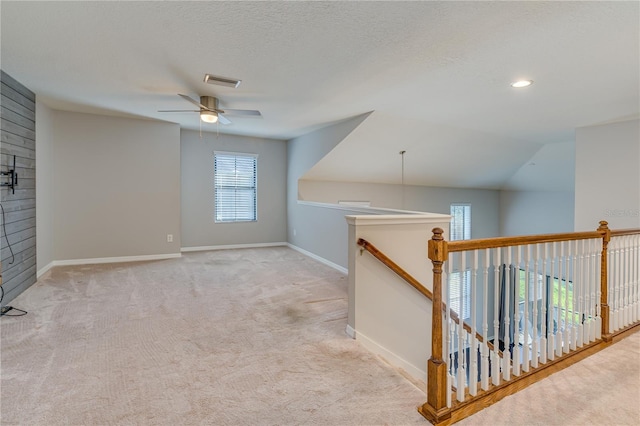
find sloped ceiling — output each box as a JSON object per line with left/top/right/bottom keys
{"left": 1, "top": 1, "right": 638, "bottom": 190}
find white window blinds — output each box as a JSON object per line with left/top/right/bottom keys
{"left": 214, "top": 152, "right": 257, "bottom": 223}
{"left": 450, "top": 204, "right": 472, "bottom": 319}
{"left": 450, "top": 204, "right": 471, "bottom": 241}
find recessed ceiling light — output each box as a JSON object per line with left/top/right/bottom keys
{"left": 511, "top": 80, "right": 533, "bottom": 88}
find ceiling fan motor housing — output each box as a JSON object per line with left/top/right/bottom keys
{"left": 200, "top": 96, "right": 219, "bottom": 111}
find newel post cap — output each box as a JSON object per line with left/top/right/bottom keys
{"left": 428, "top": 228, "right": 448, "bottom": 262}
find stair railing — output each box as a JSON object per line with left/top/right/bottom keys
{"left": 417, "top": 221, "right": 640, "bottom": 425}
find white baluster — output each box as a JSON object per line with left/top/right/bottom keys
{"left": 447, "top": 372, "right": 452, "bottom": 408}
{"left": 457, "top": 323, "right": 465, "bottom": 402}
{"left": 570, "top": 240, "right": 578, "bottom": 351}
{"left": 624, "top": 236, "right": 631, "bottom": 328}
{"left": 492, "top": 247, "right": 501, "bottom": 387}
{"left": 548, "top": 242, "right": 556, "bottom": 361}
{"left": 556, "top": 241, "right": 564, "bottom": 358}
{"left": 445, "top": 257, "right": 453, "bottom": 407}
{"left": 503, "top": 247, "right": 512, "bottom": 381}
{"left": 532, "top": 243, "right": 539, "bottom": 368}
{"left": 631, "top": 234, "right": 640, "bottom": 322}
{"left": 613, "top": 238, "right": 620, "bottom": 331}
{"left": 577, "top": 240, "right": 585, "bottom": 346}
{"left": 571, "top": 240, "right": 584, "bottom": 350}
{"left": 513, "top": 246, "right": 521, "bottom": 377}
{"left": 585, "top": 239, "right": 593, "bottom": 343}
{"left": 522, "top": 245, "right": 530, "bottom": 372}
{"left": 540, "top": 242, "right": 548, "bottom": 364}
{"left": 623, "top": 236, "right": 629, "bottom": 326}
{"left": 563, "top": 240, "right": 570, "bottom": 354}
{"left": 587, "top": 239, "right": 595, "bottom": 343}
{"left": 589, "top": 238, "right": 598, "bottom": 342}
{"left": 469, "top": 250, "right": 478, "bottom": 396}
{"left": 595, "top": 238, "right": 603, "bottom": 339}
{"left": 481, "top": 248, "right": 490, "bottom": 390}
{"left": 547, "top": 242, "right": 558, "bottom": 361}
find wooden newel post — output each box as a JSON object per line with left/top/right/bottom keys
{"left": 598, "top": 220, "right": 611, "bottom": 341}
{"left": 421, "top": 227, "right": 450, "bottom": 421}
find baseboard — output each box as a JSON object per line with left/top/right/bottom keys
{"left": 345, "top": 324, "right": 356, "bottom": 339}
{"left": 37, "top": 261, "right": 55, "bottom": 279}
{"left": 355, "top": 329, "right": 426, "bottom": 384}
{"left": 286, "top": 244, "right": 348, "bottom": 275}
{"left": 51, "top": 253, "right": 182, "bottom": 267}
{"left": 181, "top": 242, "right": 287, "bottom": 252}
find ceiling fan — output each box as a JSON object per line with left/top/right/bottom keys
{"left": 158, "top": 94, "right": 261, "bottom": 125}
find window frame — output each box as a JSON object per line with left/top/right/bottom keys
{"left": 213, "top": 151, "right": 258, "bottom": 223}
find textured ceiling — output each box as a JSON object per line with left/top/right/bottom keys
{"left": 1, "top": 1, "right": 638, "bottom": 190}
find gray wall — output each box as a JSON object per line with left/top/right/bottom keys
{"left": 1, "top": 71, "right": 37, "bottom": 305}
{"left": 287, "top": 114, "right": 371, "bottom": 268}
{"left": 51, "top": 111, "right": 181, "bottom": 260}
{"left": 36, "top": 101, "right": 54, "bottom": 274}
{"left": 181, "top": 129, "right": 287, "bottom": 248}
{"left": 499, "top": 190, "right": 575, "bottom": 236}
{"left": 575, "top": 119, "right": 640, "bottom": 231}
{"left": 299, "top": 180, "right": 500, "bottom": 239}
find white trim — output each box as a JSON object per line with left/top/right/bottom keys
{"left": 355, "top": 329, "right": 426, "bottom": 385}
{"left": 37, "top": 262, "right": 55, "bottom": 279}
{"left": 181, "top": 242, "right": 287, "bottom": 252}
{"left": 213, "top": 150, "right": 258, "bottom": 158}
{"left": 298, "top": 200, "right": 428, "bottom": 215}
{"left": 345, "top": 213, "right": 451, "bottom": 226}
{"left": 287, "top": 243, "right": 348, "bottom": 275}
{"left": 51, "top": 253, "right": 181, "bottom": 267}
{"left": 345, "top": 324, "right": 356, "bottom": 339}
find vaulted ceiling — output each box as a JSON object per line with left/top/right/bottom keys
{"left": 2, "top": 1, "right": 638, "bottom": 190}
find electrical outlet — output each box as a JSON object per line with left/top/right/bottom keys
{"left": 167, "top": 234, "right": 173, "bottom": 243}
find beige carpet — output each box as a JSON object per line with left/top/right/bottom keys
{"left": 1, "top": 247, "right": 639, "bottom": 425}
{"left": 1, "top": 248, "right": 427, "bottom": 425}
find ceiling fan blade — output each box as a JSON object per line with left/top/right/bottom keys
{"left": 178, "top": 93, "right": 208, "bottom": 109}
{"left": 217, "top": 114, "right": 232, "bottom": 125}
{"left": 158, "top": 109, "right": 200, "bottom": 113}
{"left": 221, "top": 109, "right": 261, "bottom": 117}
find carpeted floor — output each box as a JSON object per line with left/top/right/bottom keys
{"left": 1, "top": 247, "right": 639, "bottom": 425}
{"left": 1, "top": 248, "right": 427, "bottom": 425}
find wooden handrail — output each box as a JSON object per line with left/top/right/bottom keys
{"left": 357, "top": 238, "right": 501, "bottom": 356}
{"left": 357, "top": 238, "right": 433, "bottom": 299}
{"left": 610, "top": 228, "right": 640, "bottom": 237}
{"left": 447, "top": 231, "right": 602, "bottom": 252}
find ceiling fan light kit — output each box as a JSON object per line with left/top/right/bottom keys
{"left": 200, "top": 111, "right": 218, "bottom": 123}
{"left": 203, "top": 74, "right": 241, "bottom": 88}
{"left": 159, "top": 93, "right": 260, "bottom": 126}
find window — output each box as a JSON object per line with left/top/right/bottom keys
{"left": 450, "top": 204, "right": 471, "bottom": 241}
{"left": 214, "top": 152, "right": 257, "bottom": 223}
{"left": 450, "top": 204, "right": 472, "bottom": 319}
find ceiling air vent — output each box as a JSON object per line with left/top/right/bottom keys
{"left": 203, "top": 74, "right": 241, "bottom": 88}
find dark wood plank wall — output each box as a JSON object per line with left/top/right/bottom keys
{"left": 1, "top": 70, "right": 37, "bottom": 305}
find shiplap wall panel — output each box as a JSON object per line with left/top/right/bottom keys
{"left": 1, "top": 70, "right": 36, "bottom": 305}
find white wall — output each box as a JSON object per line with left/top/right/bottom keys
{"left": 35, "top": 101, "right": 54, "bottom": 274}
{"left": 499, "top": 190, "right": 575, "bottom": 236}
{"left": 300, "top": 180, "right": 500, "bottom": 239}
{"left": 181, "top": 129, "right": 287, "bottom": 248}
{"left": 575, "top": 119, "right": 640, "bottom": 231}
{"left": 347, "top": 214, "right": 451, "bottom": 383}
{"left": 51, "top": 111, "right": 181, "bottom": 260}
